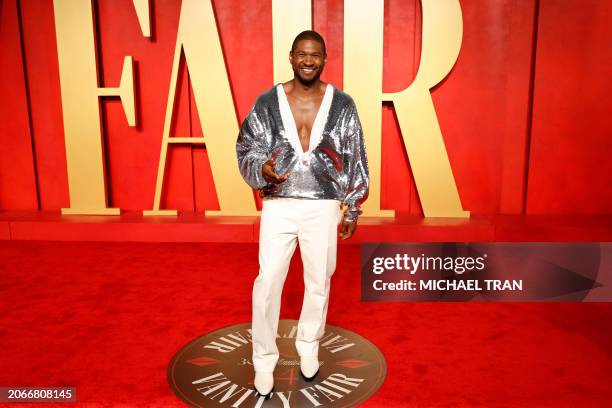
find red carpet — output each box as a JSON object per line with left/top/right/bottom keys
{"left": 0, "top": 241, "right": 611, "bottom": 407}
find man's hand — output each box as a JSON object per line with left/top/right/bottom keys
{"left": 339, "top": 204, "right": 357, "bottom": 240}
{"left": 262, "top": 159, "right": 289, "bottom": 184}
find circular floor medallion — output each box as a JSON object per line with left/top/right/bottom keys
{"left": 168, "top": 319, "right": 386, "bottom": 407}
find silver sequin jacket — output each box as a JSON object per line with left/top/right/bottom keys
{"left": 236, "top": 84, "right": 369, "bottom": 222}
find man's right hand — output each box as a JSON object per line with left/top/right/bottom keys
{"left": 262, "top": 159, "right": 289, "bottom": 184}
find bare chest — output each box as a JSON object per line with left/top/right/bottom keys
{"left": 286, "top": 95, "right": 325, "bottom": 152}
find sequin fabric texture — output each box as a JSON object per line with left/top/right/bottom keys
{"left": 236, "top": 84, "right": 369, "bottom": 222}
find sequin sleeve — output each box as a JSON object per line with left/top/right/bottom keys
{"left": 236, "top": 103, "right": 271, "bottom": 190}
{"left": 342, "top": 102, "right": 370, "bottom": 223}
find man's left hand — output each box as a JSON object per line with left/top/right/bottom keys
{"left": 339, "top": 220, "right": 357, "bottom": 240}
{"left": 339, "top": 205, "right": 357, "bottom": 240}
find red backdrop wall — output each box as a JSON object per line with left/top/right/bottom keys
{"left": 1, "top": 0, "right": 610, "bottom": 215}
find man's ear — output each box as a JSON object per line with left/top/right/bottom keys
{"left": 289, "top": 51, "right": 293, "bottom": 64}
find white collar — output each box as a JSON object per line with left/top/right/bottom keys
{"left": 276, "top": 83, "right": 334, "bottom": 156}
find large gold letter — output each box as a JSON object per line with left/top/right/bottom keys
{"left": 344, "top": 0, "right": 393, "bottom": 218}
{"left": 144, "top": 0, "right": 257, "bottom": 216}
{"left": 345, "top": 0, "right": 469, "bottom": 217}
{"left": 54, "top": 0, "right": 140, "bottom": 215}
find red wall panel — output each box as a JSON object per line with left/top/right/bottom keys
{"left": 431, "top": 0, "right": 536, "bottom": 215}
{"left": 527, "top": 0, "right": 612, "bottom": 214}
{"left": 19, "top": 0, "right": 69, "bottom": 209}
{"left": 0, "top": 0, "right": 38, "bottom": 209}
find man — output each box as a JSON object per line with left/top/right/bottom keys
{"left": 236, "top": 30, "right": 369, "bottom": 398}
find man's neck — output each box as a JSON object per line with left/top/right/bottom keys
{"left": 287, "top": 78, "right": 325, "bottom": 97}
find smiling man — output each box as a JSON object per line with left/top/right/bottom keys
{"left": 236, "top": 30, "right": 369, "bottom": 398}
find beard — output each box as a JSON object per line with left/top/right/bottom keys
{"left": 293, "top": 66, "right": 323, "bottom": 86}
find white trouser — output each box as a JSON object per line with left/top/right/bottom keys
{"left": 252, "top": 197, "right": 341, "bottom": 373}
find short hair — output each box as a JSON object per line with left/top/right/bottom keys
{"left": 291, "top": 30, "right": 327, "bottom": 56}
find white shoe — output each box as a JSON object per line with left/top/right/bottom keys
{"left": 300, "top": 355, "right": 320, "bottom": 381}
{"left": 254, "top": 371, "right": 274, "bottom": 398}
